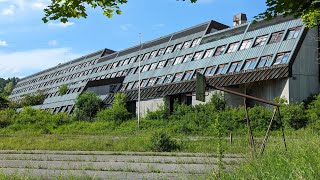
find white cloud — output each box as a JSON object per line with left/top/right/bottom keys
{"left": 0, "top": 48, "right": 82, "bottom": 78}
{"left": 48, "top": 40, "right": 58, "bottom": 46}
{"left": 31, "top": 2, "right": 47, "bottom": 10}
{"left": 120, "top": 24, "right": 134, "bottom": 31}
{"left": 48, "top": 22, "right": 75, "bottom": 28}
{"left": 1, "top": 4, "right": 15, "bottom": 16}
{"left": 0, "top": 40, "right": 8, "bottom": 47}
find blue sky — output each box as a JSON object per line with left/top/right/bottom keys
{"left": 0, "top": 0, "right": 266, "bottom": 78}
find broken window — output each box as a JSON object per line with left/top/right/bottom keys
{"left": 173, "top": 72, "right": 184, "bottom": 82}
{"left": 214, "top": 45, "right": 226, "bottom": 56}
{"left": 157, "top": 48, "right": 165, "bottom": 56}
{"left": 183, "top": 71, "right": 193, "bottom": 81}
{"left": 157, "top": 60, "right": 166, "bottom": 69}
{"left": 182, "top": 40, "right": 192, "bottom": 49}
{"left": 285, "top": 27, "right": 301, "bottom": 40}
{"left": 173, "top": 43, "right": 183, "bottom": 52}
{"left": 257, "top": 55, "right": 273, "bottom": 68}
{"left": 183, "top": 54, "right": 193, "bottom": 63}
{"left": 141, "top": 64, "right": 150, "bottom": 72}
{"left": 243, "top": 58, "right": 258, "bottom": 70}
{"left": 269, "top": 31, "right": 284, "bottom": 44}
{"left": 166, "top": 58, "right": 175, "bottom": 67}
{"left": 163, "top": 74, "right": 173, "bottom": 84}
{"left": 239, "top": 39, "right": 253, "bottom": 50}
{"left": 228, "top": 61, "right": 242, "bottom": 73}
{"left": 253, "top": 35, "right": 268, "bottom": 47}
{"left": 173, "top": 56, "right": 184, "bottom": 65}
{"left": 147, "top": 78, "right": 157, "bottom": 86}
{"left": 216, "top": 64, "right": 228, "bottom": 75}
{"left": 150, "top": 50, "right": 158, "bottom": 58}
{"left": 193, "top": 51, "right": 204, "bottom": 60}
{"left": 273, "top": 52, "right": 290, "bottom": 65}
{"left": 191, "top": 38, "right": 201, "bottom": 47}
{"left": 204, "top": 66, "right": 216, "bottom": 76}
{"left": 226, "top": 42, "right": 240, "bottom": 53}
{"left": 203, "top": 48, "right": 215, "bottom": 59}
{"left": 165, "top": 46, "right": 174, "bottom": 54}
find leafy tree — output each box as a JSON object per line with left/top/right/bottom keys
{"left": 95, "top": 92, "right": 131, "bottom": 124}
{"left": 19, "top": 92, "right": 47, "bottom": 107}
{"left": 42, "top": 0, "right": 197, "bottom": 23}
{"left": 74, "top": 92, "right": 101, "bottom": 121}
{"left": 0, "top": 96, "right": 9, "bottom": 110}
{"left": 59, "top": 84, "right": 68, "bottom": 96}
{"left": 256, "top": 0, "right": 320, "bottom": 28}
{"left": 2, "top": 82, "right": 14, "bottom": 97}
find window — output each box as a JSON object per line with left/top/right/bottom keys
{"left": 182, "top": 40, "right": 192, "bottom": 49}
{"left": 269, "top": 31, "right": 284, "bottom": 44}
{"left": 130, "top": 56, "right": 136, "bottom": 64}
{"left": 191, "top": 38, "right": 201, "bottom": 47}
{"left": 126, "top": 82, "right": 134, "bottom": 90}
{"left": 156, "top": 76, "right": 165, "bottom": 85}
{"left": 173, "top": 43, "right": 183, "bottom": 52}
{"left": 193, "top": 51, "right": 204, "bottom": 60}
{"left": 157, "top": 60, "right": 166, "bottom": 69}
{"left": 112, "top": 62, "right": 119, "bottom": 69}
{"left": 166, "top": 58, "right": 175, "bottom": 67}
{"left": 157, "top": 48, "right": 165, "bottom": 56}
{"left": 165, "top": 46, "right": 174, "bottom": 54}
{"left": 163, "top": 74, "right": 173, "bottom": 84}
{"left": 203, "top": 48, "right": 215, "bottom": 59}
{"left": 149, "top": 62, "right": 158, "bottom": 70}
{"left": 216, "top": 64, "right": 228, "bottom": 75}
{"left": 239, "top": 39, "right": 253, "bottom": 50}
{"left": 147, "top": 78, "right": 157, "bottom": 86}
{"left": 285, "top": 26, "right": 301, "bottom": 40}
{"left": 131, "top": 81, "right": 139, "bottom": 89}
{"left": 243, "top": 58, "right": 258, "bottom": 70}
{"left": 135, "top": 54, "right": 143, "bottom": 62}
{"left": 181, "top": 54, "right": 192, "bottom": 63}
{"left": 257, "top": 55, "right": 273, "bottom": 68}
{"left": 123, "top": 58, "right": 130, "bottom": 66}
{"left": 214, "top": 45, "right": 226, "bottom": 56}
{"left": 274, "top": 52, "right": 290, "bottom": 65}
{"left": 183, "top": 71, "right": 193, "bottom": 81}
{"left": 141, "top": 64, "right": 150, "bottom": 72}
{"left": 118, "top": 60, "right": 124, "bottom": 67}
{"left": 172, "top": 73, "right": 184, "bottom": 82}
{"left": 228, "top": 61, "right": 242, "bottom": 73}
{"left": 111, "top": 72, "right": 117, "bottom": 78}
{"left": 173, "top": 56, "right": 183, "bottom": 65}
{"left": 204, "top": 66, "right": 216, "bottom": 76}
{"left": 143, "top": 52, "right": 150, "bottom": 60}
{"left": 150, "top": 50, "right": 158, "bottom": 58}
{"left": 226, "top": 42, "right": 240, "bottom": 53}
{"left": 140, "top": 79, "right": 149, "bottom": 87}
{"left": 192, "top": 68, "right": 204, "bottom": 78}
{"left": 128, "top": 67, "right": 137, "bottom": 75}
{"left": 253, "top": 35, "right": 268, "bottom": 47}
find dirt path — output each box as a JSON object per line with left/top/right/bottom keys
{"left": 0, "top": 150, "right": 243, "bottom": 179}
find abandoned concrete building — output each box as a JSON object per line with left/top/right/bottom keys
{"left": 9, "top": 14, "right": 320, "bottom": 116}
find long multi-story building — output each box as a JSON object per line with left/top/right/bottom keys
{"left": 9, "top": 14, "right": 320, "bottom": 116}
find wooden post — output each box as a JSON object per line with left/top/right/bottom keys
{"left": 259, "top": 108, "right": 277, "bottom": 155}
{"left": 243, "top": 98, "right": 255, "bottom": 154}
{"left": 229, "top": 132, "right": 233, "bottom": 145}
{"left": 277, "top": 107, "right": 287, "bottom": 152}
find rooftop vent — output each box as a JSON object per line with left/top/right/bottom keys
{"left": 233, "top": 13, "right": 247, "bottom": 26}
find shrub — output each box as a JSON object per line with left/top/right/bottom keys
{"left": 0, "top": 96, "right": 9, "bottom": 110}
{"left": 95, "top": 93, "right": 131, "bottom": 124}
{"left": 59, "top": 84, "right": 68, "bottom": 96}
{"left": 210, "top": 92, "right": 227, "bottom": 111}
{"left": 19, "top": 92, "right": 46, "bottom": 107}
{"left": 0, "top": 108, "right": 16, "bottom": 128}
{"left": 281, "top": 103, "right": 308, "bottom": 130}
{"left": 149, "top": 131, "right": 180, "bottom": 152}
{"left": 248, "top": 106, "right": 275, "bottom": 132}
{"left": 306, "top": 94, "right": 320, "bottom": 131}
{"left": 74, "top": 92, "right": 101, "bottom": 121}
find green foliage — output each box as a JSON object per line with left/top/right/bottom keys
{"left": 256, "top": 0, "right": 320, "bottom": 28}
{"left": 248, "top": 106, "right": 274, "bottom": 132}
{"left": 95, "top": 93, "right": 131, "bottom": 124}
{"left": 74, "top": 92, "right": 101, "bottom": 121}
{"left": 281, "top": 103, "right": 308, "bottom": 130}
{"left": 149, "top": 131, "right": 180, "bottom": 152}
{"left": 209, "top": 92, "right": 226, "bottom": 111}
{"left": 0, "top": 96, "right": 9, "bottom": 110}
{"left": 0, "top": 108, "right": 16, "bottom": 128}
{"left": 42, "top": 0, "right": 198, "bottom": 23}
{"left": 306, "top": 94, "right": 320, "bottom": 131}
{"left": 19, "top": 92, "right": 47, "bottom": 107}
{"left": 59, "top": 84, "right": 68, "bottom": 96}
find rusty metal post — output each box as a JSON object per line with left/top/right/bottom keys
{"left": 243, "top": 97, "right": 255, "bottom": 154}
{"left": 277, "top": 107, "right": 287, "bottom": 152}
{"left": 259, "top": 108, "right": 277, "bottom": 155}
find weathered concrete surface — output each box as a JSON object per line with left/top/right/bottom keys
{"left": 0, "top": 150, "right": 243, "bottom": 179}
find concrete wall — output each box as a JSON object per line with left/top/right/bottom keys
{"left": 289, "top": 27, "right": 320, "bottom": 102}
{"left": 137, "top": 98, "right": 164, "bottom": 117}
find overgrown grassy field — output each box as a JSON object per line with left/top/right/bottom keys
{"left": 0, "top": 93, "right": 319, "bottom": 179}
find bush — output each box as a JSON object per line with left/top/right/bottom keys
{"left": 59, "top": 84, "right": 68, "bottom": 96}
{"left": 19, "top": 92, "right": 46, "bottom": 107}
{"left": 281, "top": 103, "right": 308, "bottom": 130}
{"left": 248, "top": 106, "right": 275, "bottom": 132}
{"left": 95, "top": 93, "right": 131, "bottom": 124}
{"left": 0, "top": 108, "right": 16, "bottom": 128}
{"left": 149, "top": 131, "right": 180, "bottom": 152}
{"left": 306, "top": 94, "right": 320, "bottom": 131}
{"left": 74, "top": 92, "right": 101, "bottom": 121}
{"left": 210, "top": 92, "right": 227, "bottom": 111}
